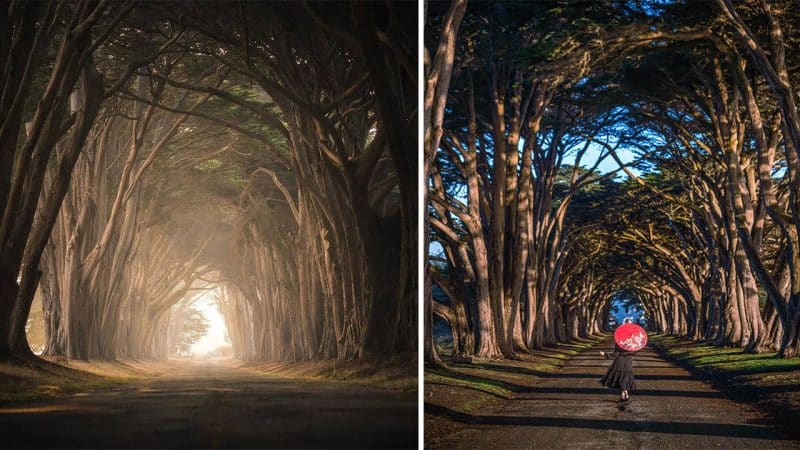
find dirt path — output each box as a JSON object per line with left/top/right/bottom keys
{"left": 429, "top": 338, "right": 799, "bottom": 449}
{"left": 0, "top": 359, "right": 416, "bottom": 449}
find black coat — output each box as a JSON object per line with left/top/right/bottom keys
{"left": 600, "top": 344, "right": 637, "bottom": 390}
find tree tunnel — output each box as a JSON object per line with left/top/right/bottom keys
{"left": 1, "top": 2, "right": 417, "bottom": 364}
{"left": 426, "top": 0, "right": 800, "bottom": 363}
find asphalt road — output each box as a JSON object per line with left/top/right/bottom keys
{"left": 430, "top": 338, "right": 799, "bottom": 449}
{"left": 0, "top": 360, "right": 417, "bottom": 449}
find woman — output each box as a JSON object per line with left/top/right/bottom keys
{"left": 599, "top": 321, "right": 638, "bottom": 401}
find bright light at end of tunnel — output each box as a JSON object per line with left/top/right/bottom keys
{"left": 190, "top": 291, "right": 230, "bottom": 357}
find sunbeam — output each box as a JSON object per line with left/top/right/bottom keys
{"left": 189, "top": 291, "right": 230, "bottom": 358}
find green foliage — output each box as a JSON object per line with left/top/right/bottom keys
{"left": 194, "top": 159, "right": 224, "bottom": 173}
{"left": 171, "top": 306, "right": 210, "bottom": 355}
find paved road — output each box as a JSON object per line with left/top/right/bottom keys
{"left": 0, "top": 360, "right": 416, "bottom": 449}
{"left": 431, "top": 338, "right": 799, "bottom": 449}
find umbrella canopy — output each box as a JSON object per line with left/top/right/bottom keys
{"left": 614, "top": 323, "right": 648, "bottom": 351}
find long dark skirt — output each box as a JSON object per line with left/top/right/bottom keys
{"left": 600, "top": 350, "right": 636, "bottom": 391}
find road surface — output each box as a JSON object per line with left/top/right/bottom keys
{"left": 429, "top": 338, "right": 799, "bottom": 449}
{"left": 0, "top": 360, "right": 416, "bottom": 449}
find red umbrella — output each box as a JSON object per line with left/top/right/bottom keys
{"left": 614, "top": 323, "right": 648, "bottom": 351}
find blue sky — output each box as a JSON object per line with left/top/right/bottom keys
{"left": 560, "top": 140, "right": 640, "bottom": 178}
{"left": 428, "top": 137, "right": 641, "bottom": 257}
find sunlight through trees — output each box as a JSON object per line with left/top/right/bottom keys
{"left": 1, "top": 1, "right": 416, "bottom": 365}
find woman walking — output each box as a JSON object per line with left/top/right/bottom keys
{"left": 600, "top": 318, "right": 643, "bottom": 401}
{"left": 599, "top": 343, "right": 637, "bottom": 401}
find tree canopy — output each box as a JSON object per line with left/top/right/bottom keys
{"left": 1, "top": 0, "right": 416, "bottom": 363}
{"left": 425, "top": 0, "right": 800, "bottom": 361}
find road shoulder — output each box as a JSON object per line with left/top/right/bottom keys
{"left": 650, "top": 334, "right": 800, "bottom": 441}
{"left": 424, "top": 337, "right": 605, "bottom": 447}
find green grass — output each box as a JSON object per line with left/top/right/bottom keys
{"left": 650, "top": 334, "right": 800, "bottom": 439}
{"left": 527, "top": 362, "right": 561, "bottom": 371}
{"left": 558, "top": 338, "right": 604, "bottom": 353}
{"left": 426, "top": 367, "right": 517, "bottom": 399}
{"left": 426, "top": 334, "right": 607, "bottom": 417}
{"left": 650, "top": 335, "right": 800, "bottom": 376}
{"left": 425, "top": 335, "right": 609, "bottom": 443}
{"left": 0, "top": 378, "right": 127, "bottom": 403}
{"left": 0, "top": 360, "right": 131, "bottom": 404}
{"left": 242, "top": 353, "right": 418, "bottom": 391}
{"left": 561, "top": 338, "right": 604, "bottom": 350}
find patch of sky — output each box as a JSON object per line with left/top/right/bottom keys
{"left": 638, "top": 0, "right": 674, "bottom": 17}
{"left": 607, "top": 292, "right": 648, "bottom": 328}
{"left": 558, "top": 138, "right": 641, "bottom": 178}
{"left": 429, "top": 240, "right": 445, "bottom": 262}
{"left": 773, "top": 160, "right": 787, "bottom": 179}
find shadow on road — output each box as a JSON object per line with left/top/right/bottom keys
{"left": 425, "top": 403, "right": 790, "bottom": 440}
{"left": 517, "top": 386, "right": 723, "bottom": 398}
{"left": 473, "top": 363, "right": 694, "bottom": 381}
{"left": 0, "top": 361, "right": 417, "bottom": 449}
